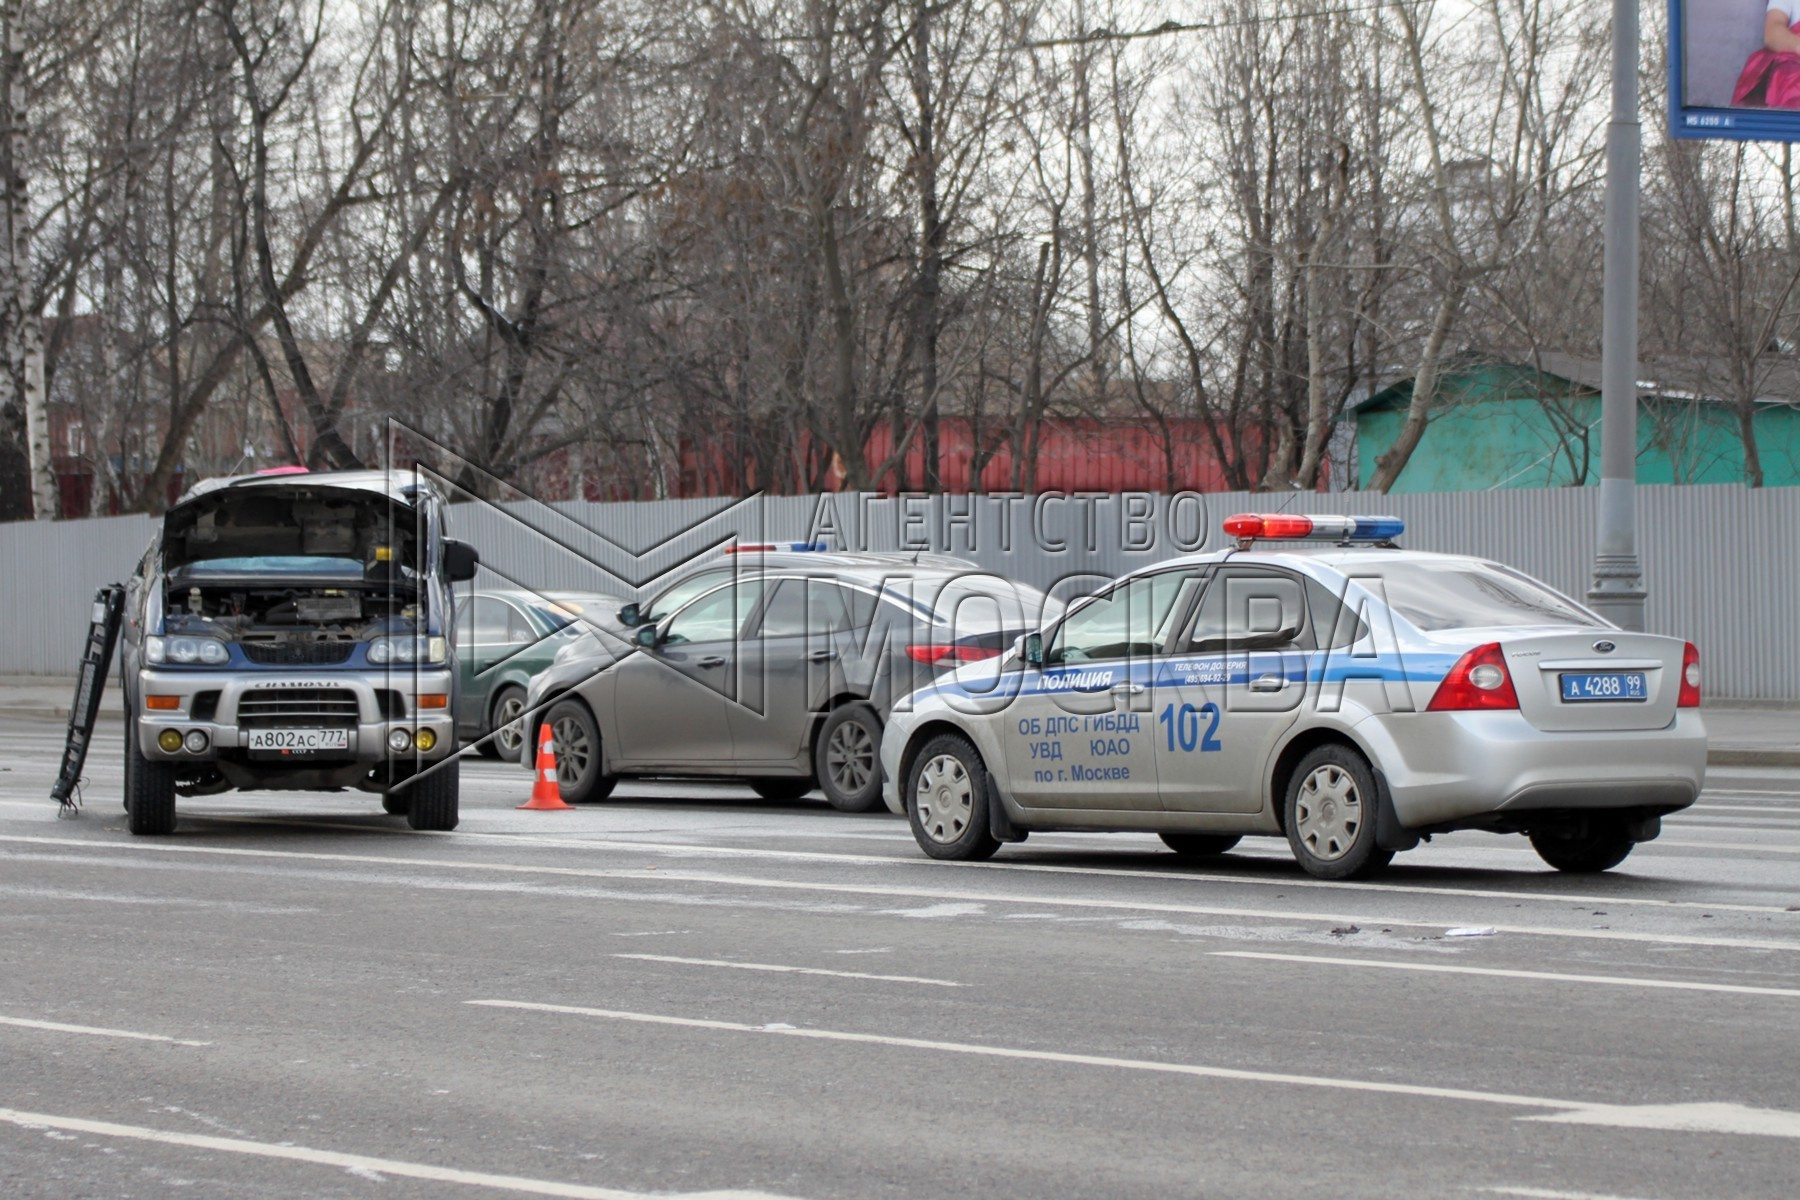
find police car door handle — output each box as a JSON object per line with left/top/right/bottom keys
{"left": 1110, "top": 683, "right": 1145, "bottom": 696}
{"left": 1249, "top": 674, "right": 1286, "bottom": 693}
{"left": 698, "top": 656, "right": 727, "bottom": 668}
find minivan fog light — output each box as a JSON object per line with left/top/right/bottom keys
{"left": 157, "top": 729, "right": 184, "bottom": 753}
{"left": 414, "top": 728, "right": 437, "bottom": 752}
{"left": 183, "top": 730, "right": 209, "bottom": 753}
{"left": 386, "top": 728, "right": 412, "bottom": 753}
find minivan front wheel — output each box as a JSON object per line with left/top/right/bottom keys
{"left": 123, "top": 710, "right": 177, "bottom": 836}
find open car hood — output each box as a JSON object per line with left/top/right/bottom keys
{"left": 160, "top": 477, "right": 420, "bottom": 576}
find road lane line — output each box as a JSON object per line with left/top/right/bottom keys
{"left": 9, "top": 824, "right": 1790, "bottom": 917}
{"left": 613, "top": 954, "right": 960, "bottom": 987}
{"left": 1207, "top": 952, "right": 1800, "bottom": 998}
{"left": 0, "top": 1015, "right": 210, "bottom": 1047}
{"left": 1655, "top": 841, "right": 1800, "bottom": 854}
{"left": 466, "top": 1001, "right": 1800, "bottom": 1139}
{"left": 0, "top": 1108, "right": 794, "bottom": 1199}
{"left": 5, "top": 838, "right": 1798, "bottom": 952}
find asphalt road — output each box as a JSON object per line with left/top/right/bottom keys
{"left": 2, "top": 717, "right": 1797, "bottom": 1200}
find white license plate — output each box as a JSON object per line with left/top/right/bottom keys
{"left": 246, "top": 728, "right": 351, "bottom": 752}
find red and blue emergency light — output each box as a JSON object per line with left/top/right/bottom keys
{"left": 724, "top": 541, "right": 830, "bottom": 554}
{"left": 1223, "top": 513, "right": 1404, "bottom": 545}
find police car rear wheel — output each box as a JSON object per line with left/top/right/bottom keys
{"left": 907, "top": 734, "right": 1001, "bottom": 861}
{"left": 1529, "top": 821, "right": 1634, "bottom": 873}
{"left": 1284, "top": 745, "right": 1392, "bottom": 880}
{"left": 1158, "top": 832, "right": 1242, "bottom": 858}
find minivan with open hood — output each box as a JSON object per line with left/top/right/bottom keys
{"left": 118, "top": 467, "right": 479, "bottom": 833}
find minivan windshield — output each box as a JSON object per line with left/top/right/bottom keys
{"left": 1354, "top": 560, "right": 1604, "bottom": 632}
{"left": 170, "top": 556, "right": 367, "bottom": 578}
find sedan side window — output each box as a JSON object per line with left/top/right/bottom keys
{"left": 1046, "top": 571, "right": 1195, "bottom": 665}
{"left": 758, "top": 580, "right": 855, "bottom": 638}
{"left": 646, "top": 568, "right": 732, "bottom": 624}
{"left": 1182, "top": 570, "right": 1310, "bottom": 653}
{"left": 661, "top": 581, "right": 766, "bottom": 645}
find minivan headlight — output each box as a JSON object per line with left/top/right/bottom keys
{"left": 368, "top": 635, "right": 447, "bottom": 665}
{"left": 146, "top": 636, "right": 229, "bottom": 665}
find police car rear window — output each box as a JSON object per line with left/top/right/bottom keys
{"left": 1360, "top": 562, "right": 1603, "bottom": 631}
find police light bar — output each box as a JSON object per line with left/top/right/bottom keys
{"left": 1223, "top": 514, "right": 1404, "bottom": 545}
{"left": 723, "top": 541, "right": 829, "bottom": 554}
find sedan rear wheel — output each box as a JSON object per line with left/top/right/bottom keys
{"left": 481, "top": 686, "right": 527, "bottom": 761}
{"left": 544, "top": 700, "right": 616, "bottom": 803}
{"left": 815, "top": 704, "right": 884, "bottom": 812}
{"left": 906, "top": 733, "right": 1000, "bottom": 861}
{"left": 1284, "top": 744, "right": 1392, "bottom": 880}
{"left": 1530, "top": 820, "right": 1635, "bottom": 873}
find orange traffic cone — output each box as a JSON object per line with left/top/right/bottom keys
{"left": 518, "top": 723, "right": 574, "bottom": 811}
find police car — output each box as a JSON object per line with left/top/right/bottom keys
{"left": 879, "top": 515, "right": 1707, "bottom": 879}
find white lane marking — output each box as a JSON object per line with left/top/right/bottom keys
{"left": 1656, "top": 840, "right": 1800, "bottom": 854}
{"left": 1705, "top": 789, "right": 1800, "bottom": 798}
{"left": 9, "top": 823, "right": 1791, "bottom": 918}
{"left": 5, "top": 836, "right": 1800, "bottom": 952}
{"left": 0, "top": 1108, "right": 795, "bottom": 1199}
{"left": 1208, "top": 952, "right": 1800, "bottom": 998}
{"left": 0, "top": 1015, "right": 210, "bottom": 1047}
{"left": 613, "top": 954, "right": 960, "bottom": 988}
{"left": 1478, "top": 1188, "right": 1658, "bottom": 1200}
{"left": 1521, "top": 1102, "right": 1800, "bottom": 1138}
{"left": 468, "top": 1001, "right": 1800, "bottom": 1140}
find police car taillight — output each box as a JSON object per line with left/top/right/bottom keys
{"left": 724, "top": 541, "right": 828, "bottom": 554}
{"left": 1678, "top": 642, "right": 1701, "bottom": 708}
{"left": 1223, "top": 514, "right": 1404, "bottom": 544}
{"left": 1426, "top": 643, "right": 1519, "bottom": 712}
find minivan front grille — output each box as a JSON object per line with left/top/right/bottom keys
{"left": 236, "top": 688, "right": 362, "bottom": 726}
{"left": 241, "top": 640, "right": 356, "bottom": 666}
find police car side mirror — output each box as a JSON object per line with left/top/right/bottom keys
{"left": 619, "top": 602, "right": 642, "bottom": 627}
{"left": 1020, "top": 633, "right": 1044, "bottom": 667}
{"left": 634, "top": 624, "right": 661, "bottom": 650}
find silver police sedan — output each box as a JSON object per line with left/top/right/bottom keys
{"left": 523, "top": 547, "right": 1050, "bottom": 811}
{"left": 880, "top": 514, "right": 1707, "bottom": 879}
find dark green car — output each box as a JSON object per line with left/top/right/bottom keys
{"left": 454, "top": 590, "right": 623, "bottom": 759}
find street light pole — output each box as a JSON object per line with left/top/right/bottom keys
{"left": 1589, "top": 0, "right": 1647, "bottom": 630}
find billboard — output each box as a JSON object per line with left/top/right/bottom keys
{"left": 1671, "top": 0, "right": 1800, "bottom": 139}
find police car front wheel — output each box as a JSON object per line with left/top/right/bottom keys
{"left": 1284, "top": 744, "right": 1393, "bottom": 880}
{"left": 907, "top": 733, "right": 1001, "bottom": 861}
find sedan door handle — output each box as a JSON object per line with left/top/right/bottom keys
{"left": 806, "top": 649, "right": 835, "bottom": 662}
{"left": 1249, "top": 674, "right": 1287, "bottom": 693}
{"left": 698, "top": 656, "right": 727, "bottom": 668}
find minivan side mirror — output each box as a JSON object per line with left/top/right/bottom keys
{"left": 1021, "top": 632, "right": 1044, "bottom": 667}
{"left": 443, "top": 539, "right": 480, "bottom": 583}
{"left": 618, "top": 602, "right": 642, "bottom": 627}
{"left": 634, "top": 624, "right": 661, "bottom": 650}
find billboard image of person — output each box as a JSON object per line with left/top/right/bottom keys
{"left": 1671, "top": 0, "right": 1800, "bottom": 136}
